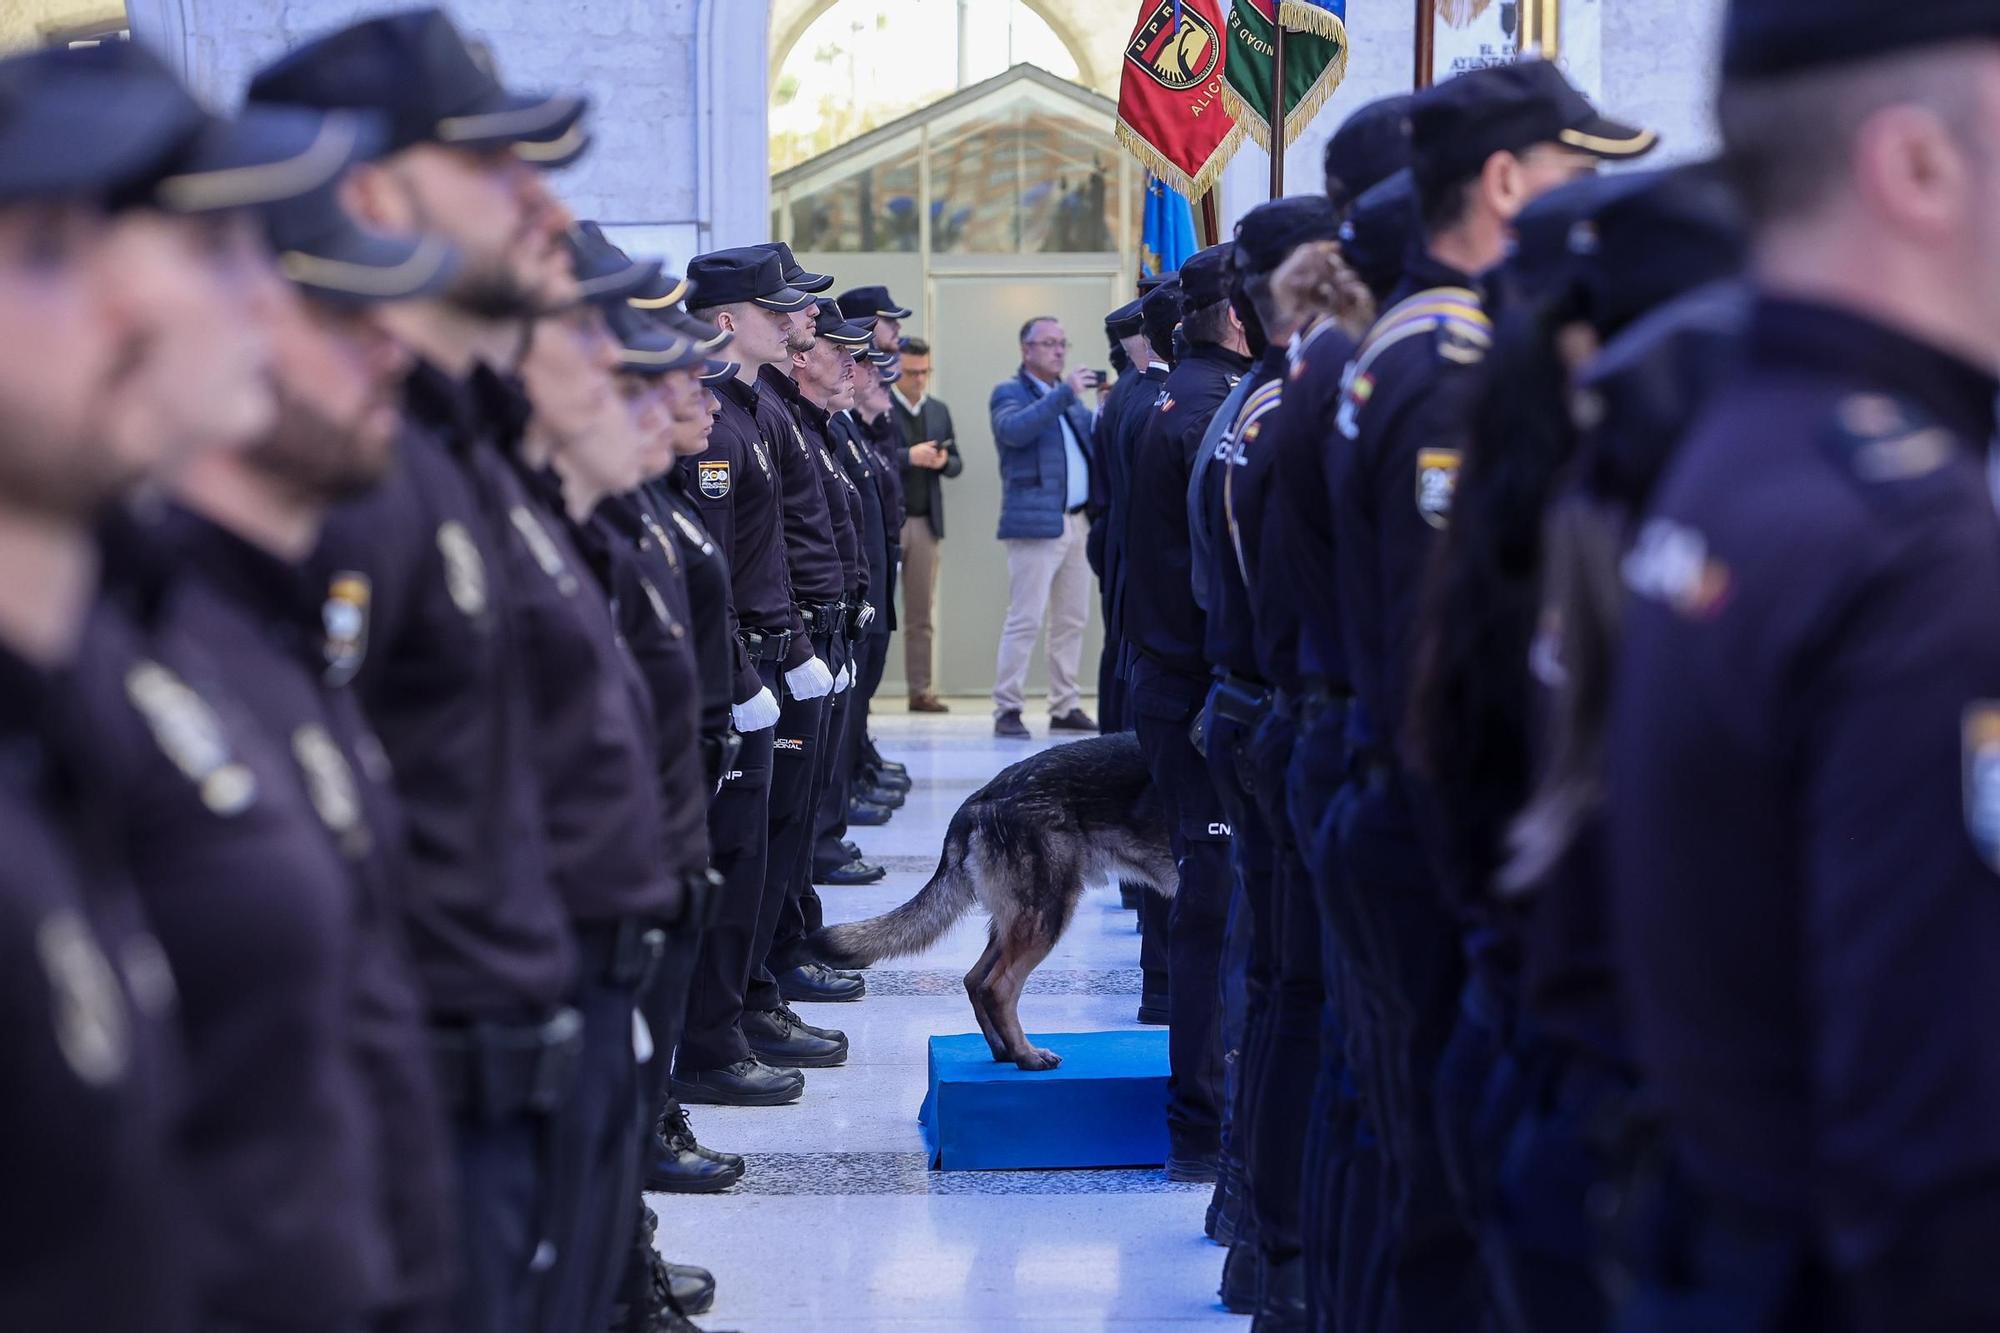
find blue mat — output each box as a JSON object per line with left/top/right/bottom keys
{"left": 919, "top": 1030, "right": 1170, "bottom": 1171}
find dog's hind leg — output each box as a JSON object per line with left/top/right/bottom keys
{"left": 987, "top": 917, "right": 1063, "bottom": 1071}
{"left": 963, "top": 925, "right": 1010, "bottom": 1062}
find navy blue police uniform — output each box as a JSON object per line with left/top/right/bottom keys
{"left": 840, "top": 399, "right": 902, "bottom": 785}
{"left": 1611, "top": 295, "right": 2000, "bottom": 1330}
{"left": 1122, "top": 242, "right": 1249, "bottom": 1173}
{"left": 1090, "top": 297, "right": 1148, "bottom": 730}
{"left": 250, "top": 18, "right": 594, "bottom": 1330}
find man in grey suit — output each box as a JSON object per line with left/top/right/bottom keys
{"left": 891, "top": 337, "right": 962, "bottom": 713}
{"left": 987, "top": 316, "right": 1102, "bottom": 739}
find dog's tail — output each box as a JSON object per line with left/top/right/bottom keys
{"left": 809, "top": 818, "right": 978, "bottom": 967}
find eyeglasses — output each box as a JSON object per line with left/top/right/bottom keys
{"left": 1026, "top": 338, "right": 1070, "bottom": 350}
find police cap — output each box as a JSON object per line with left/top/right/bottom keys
{"left": 1179, "top": 243, "right": 1234, "bottom": 308}
{"left": 1411, "top": 59, "right": 1655, "bottom": 201}
{"left": 1338, "top": 168, "right": 1419, "bottom": 303}
{"left": 656, "top": 305, "right": 732, "bottom": 354}
{"left": 1233, "top": 195, "right": 1341, "bottom": 276}
{"left": 763, "top": 241, "right": 834, "bottom": 294}
{"left": 1501, "top": 171, "right": 1620, "bottom": 308}
{"left": 698, "top": 358, "right": 738, "bottom": 385}
{"left": 1137, "top": 270, "right": 1176, "bottom": 296}
{"left": 1106, "top": 298, "right": 1145, "bottom": 340}
{"left": 687, "top": 247, "right": 812, "bottom": 312}
{"left": 1323, "top": 94, "right": 1412, "bottom": 214}
{"left": 837, "top": 284, "right": 913, "bottom": 320}
{"left": 815, "top": 299, "right": 874, "bottom": 346}
{"left": 265, "top": 178, "right": 460, "bottom": 305}
{"left": 0, "top": 46, "right": 202, "bottom": 206}
{"left": 1724, "top": 0, "right": 2000, "bottom": 78}
{"left": 605, "top": 302, "right": 702, "bottom": 374}
{"left": 1578, "top": 163, "right": 1747, "bottom": 338}
{"left": 247, "top": 7, "right": 587, "bottom": 162}
{"left": 1139, "top": 282, "right": 1183, "bottom": 354}
{"left": 567, "top": 221, "right": 663, "bottom": 305}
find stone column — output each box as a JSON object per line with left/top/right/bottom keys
{"left": 128, "top": 0, "right": 775, "bottom": 263}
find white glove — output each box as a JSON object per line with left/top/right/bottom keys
{"left": 785, "top": 655, "right": 835, "bottom": 701}
{"left": 833, "top": 662, "right": 853, "bottom": 693}
{"left": 731, "top": 686, "right": 780, "bottom": 733}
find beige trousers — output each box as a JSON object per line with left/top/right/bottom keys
{"left": 992, "top": 510, "right": 1093, "bottom": 718}
{"left": 900, "top": 516, "right": 942, "bottom": 697}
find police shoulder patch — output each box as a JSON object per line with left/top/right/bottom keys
{"left": 698, "top": 459, "right": 732, "bottom": 499}
{"left": 435, "top": 520, "right": 488, "bottom": 619}
{"left": 322, "top": 572, "right": 370, "bottom": 686}
{"left": 1414, "top": 448, "right": 1462, "bottom": 529}
{"left": 1964, "top": 703, "right": 2000, "bottom": 873}
{"left": 1826, "top": 392, "right": 1956, "bottom": 485}
{"left": 123, "top": 660, "right": 258, "bottom": 816}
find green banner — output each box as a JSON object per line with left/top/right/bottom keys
{"left": 1222, "top": 0, "right": 1349, "bottom": 154}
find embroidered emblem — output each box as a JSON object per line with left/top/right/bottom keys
{"left": 322, "top": 572, "right": 370, "bottom": 687}
{"left": 435, "top": 520, "right": 488, "bottom": 618}
{"left": 37, "top": 911, "right": 129, "bottom": 1088}
{"left": 699, "top": 459, "right": 732, "bottom": 499}
{"left": 1415, "top": 448, "right": 1462, "bottom": 529}
{"left": 123, "top": 661, "right": 257, "bottom": 816}
{"left": 293, "top": 724, "right": 371, "bottom": 859}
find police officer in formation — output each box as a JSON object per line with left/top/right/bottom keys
{"left": 1087, "top": 0, "right": 2000, "bottom": 1327}
{"left": 0, "top": 7, "right": 928, "bottom": 1331}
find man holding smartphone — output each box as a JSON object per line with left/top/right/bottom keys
{"left": 890, "top": 337, "right": 961, "bottom": 712}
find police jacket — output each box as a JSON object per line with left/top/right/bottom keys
{"left": 988, "top": 368, "right": 1095, "bottom": 540}
{"left": 313, "top": 359, "right": 575, "bottom": 1022}
{"left": 781, "top": 379, "right": 867, "bottom": 605}
{"left": 1100, "top": 362, "right": 1168, "bottom": 642}
{"left": 643, "top": 474, "right": 736, "bottom": 784}
{"left": 594, "top": 494, "right": 711, "bottom": 879}
{"left": 755, "top": 363, "right": 846, "bottom": 608}
{"left": 832, "top": 411, "right": 890, "bottom": 620}
{"left": 0, "top": 643, "right": 189, "bottom": 1333}
{"left": 165, "top": 508, "right": 456, "bottom": 1327}
{"left": 1200, "top": 345, "right": 1289, "bottom": 682}
{"left": 498, "top": 454, "right": 679, "bottom": 929}
{"left": 683, "top": 375, "right": 810, "bottom": 693}
{"left": 1259, "top": 318, "right": 1358, "bottom": 693}
{"left": 1125, "top": 341, "right": 1253, "bottom": 678}
{"left": 1332, "top": 254, "right": 1491, "bottom": 764}
{"left": 1610, "top": 298, "right": 2000, "bottom": 1320}
{"left": 892, "top": 391, "right": 960, "bottom": 537}
{"left": 81, "top": 519, "right": 391, "bottom": 1328}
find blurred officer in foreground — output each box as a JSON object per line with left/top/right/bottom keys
{"left": 247, "top": 12, "right": 591, "bottom": 1329}
{"left": 1610, "top": 6, "right": 2000, "bottom": 1327}
{"left": 1194, "top": 194, "right": 1343, "bottom": 1330}
{"left": 0, "top": 45, "right": 211, "bottom": 1333}
{"left": 1331, "top": 58, "right": 1653, "bottom": 1327}
{"left": 1123, "top": 241, "right": 1249, "bottom": 1184}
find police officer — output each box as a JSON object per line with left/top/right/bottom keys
{"left": 843, "top": 351, "right": 910, "bottom": 815}
{"left": 1194, "top": 195, "right": 1343, "bottom": 1330}
{"left": 1088, "top": 295, "right": 1152, "bottom": 734}
{"left": 248, "top": 15, "right": 592, "bottom": 1329}
{"left": 0, "top": 46, "right": 217, "bottom": 1333}
{"left": 1609, "top": 5, "right": 2000, "bottom": 1326}
{"left": 681, "top": 249, "right": 848, "bottom": 1084}
{"left": 1122, "top": 242, "right": 1250, "bottom": 1183}
{"left": 1331, "top": 58, "right": 1654, "bottom": 1329}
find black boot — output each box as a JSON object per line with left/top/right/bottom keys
{"left": 1219, "top": 1240, "right": 1264, "bottom": 1315}
{"left": 644, "top": 1102, "right": 745, "bottom": 1193}
{"left": 743, "top": 1004, "right": 849, "bottom": 1067}
{"left": 671, "top": 1057, "right": 804, "bottom": 1107}
{"left": 1250, "top": 1254, "right": 1309, "bottom": 1331}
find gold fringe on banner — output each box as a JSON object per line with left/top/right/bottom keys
{"left": 1220, "top": 16, "right": 1351, "bottom": 155}
{"left": 1114, "top": 116, "right": 1249, "bottom": 201}
{"left": 1278, "top": 1, "right": 1347, "bottom": 39}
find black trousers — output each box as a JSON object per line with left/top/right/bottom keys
{"left": 748, "top": 630, "right": 836, "bottom": 1012}
{"left": 448, "top": 1109, "right": 557, "bottom": 1333}
{"left": 1130, "top": 655, "right": 1230, "bottom": 1158}
{"left": 811, "top": 634, "right": 864, "bottom": 872}
{"left": 676, "top": 676, "right": 776, "bottom": 1073}
{"left": 537, "top": 971, "right": 644, "bottom": 1333}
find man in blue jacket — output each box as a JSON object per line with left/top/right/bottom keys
{"left": 988, "top": 316, "right": 1102, "bottom": 738}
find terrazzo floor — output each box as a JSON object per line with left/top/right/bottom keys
{"left": 649, "top": 705, "right": 1240, "bottom": 1331}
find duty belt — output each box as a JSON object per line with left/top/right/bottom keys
{"left": 1210, "top": 672, "right": 1272, "bottom": 726}
{"left": 431, "top": 1006, "right": 584, "bottom": 1122}
{"left": 738, "top": 625, "right": 793, "bottom": 663}
{"left": 795, "top": 600, "right": 845, "bottom": 636}
{"left": 574, "top": 916, "right": 668, "bottom": 989}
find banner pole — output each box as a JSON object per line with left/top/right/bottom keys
{"left": 1269, "top": 19, "right": 1287, "bottom": 197}
{"left": 1200, "top": 191, "right": 1221, "bottom": 247}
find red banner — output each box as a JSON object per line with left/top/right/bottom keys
{"left": 1115, "top": 0, "right": 1244, "bottom": 199}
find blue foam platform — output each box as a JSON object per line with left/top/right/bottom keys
{"left": 918, "top": 1030, "right": 1170, "bottom": 1171}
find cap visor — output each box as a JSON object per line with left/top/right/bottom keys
{"left": 279, "top": 229, "right": 459, "bottom": 304}
{"left": 1558, "top": 115, "right": 1659, "bottom": 160}
{"left": 752, "top": 284, "right": 814, "bottom": 312}
{"left": 514, "top": 122, "right": 590, "bottom": 170}
{"left": 616, "top": 331, "right": 702, "bottom": 374}
{"left": 629, "top": 272, "right": 693, "bottom": 309}
{"left": 578, "top": 256, "right": 664, "bottom": 305}
{"left": 876, "top": 303, "right": 914, "bottom": 320}
{"left": 157, "top": 107, "right": 375, "bottom": 214}
{"left": 823, "top": 323, "right": 873, "bottom": 346}
{"left": 698, "top": 360, "right": 738, "bottom": 384}
{"left": 438, "top": 90, "right": 586, "bottom": 151}
{"left": 793, "top": 270, "right": 835, "bottom": 293}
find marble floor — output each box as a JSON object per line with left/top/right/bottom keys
{"left": 651, "top": 706, "right": 1240, "bottom": 1332}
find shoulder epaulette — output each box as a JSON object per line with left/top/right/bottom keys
{"left": 1350, "top": 286, "right": 1491, "bottom": 378}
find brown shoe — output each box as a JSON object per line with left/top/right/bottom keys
{"left": 909, "top": 693, "right": 950, "bottom": 713}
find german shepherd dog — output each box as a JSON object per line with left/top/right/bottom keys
{"left": 809, "top": 734, "right": 1173, "bottom": 1071}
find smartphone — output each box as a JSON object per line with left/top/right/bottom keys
{"left": 1089, "top": 370, "right": 1109, "bottom": 389}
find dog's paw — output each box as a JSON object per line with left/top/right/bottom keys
{"left": 1014, "top": 1046, "right": 1062, "bottom": 1072}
